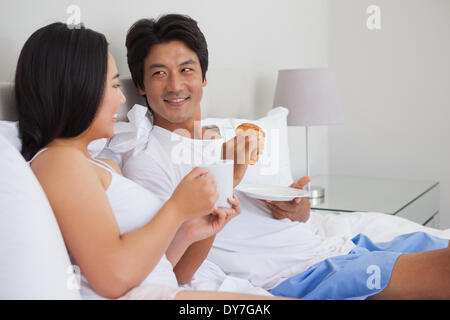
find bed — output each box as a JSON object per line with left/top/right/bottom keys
{"left": 1, "top": 78, "right": 449, "bottom": 299}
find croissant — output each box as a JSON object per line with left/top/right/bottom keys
{"left": 235, "top": 123, "right": 266, "bottom": 165}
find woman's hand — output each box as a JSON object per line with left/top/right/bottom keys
{"left": 178, "top": 195, "right": 241, "bottom": 243}
{"left": 168, "top": 167, "right": 219, "bottom": 221}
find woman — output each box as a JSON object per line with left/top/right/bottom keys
{"left": 15, "top": 22, "right": 283, "bottom": 300}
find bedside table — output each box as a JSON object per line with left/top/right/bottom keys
{"left": 310, "top": 175, "right": 440, "bottom": 228}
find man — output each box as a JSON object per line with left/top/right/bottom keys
{"left": 122, "top": 13, "right": 311, "bottom": 282}
{"left": 115, "top": 14, "right": 450, "bottom": 299}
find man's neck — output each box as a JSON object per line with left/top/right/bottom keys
{"left": 154, "top": 115, "right": 203, "bottom": 140}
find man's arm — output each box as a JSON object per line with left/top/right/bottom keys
{"left": 167, "top": 197, "right": 241, "bottom": 284}
{"left": 173, "top": 236, "right": 215, "bottom": 284}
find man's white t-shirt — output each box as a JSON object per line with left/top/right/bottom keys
{"left": 121, "top": 124, "right": 356, "bottom": 290}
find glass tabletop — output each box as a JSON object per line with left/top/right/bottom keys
{"left": 309, "top": 175, "right": 439, "bottom": 214}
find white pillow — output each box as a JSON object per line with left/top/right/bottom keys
{"left": 0, "top": 134, "right": 81, "bottom": 299}
{"left": 0, "top": 120, "right": 21, "bottom": 150}
{"left": 0, "top": 120, "right": 107, "bottom": 158}
{"left": 203, "top": 107, "right": 294, "bottom": 186}
{"left": 101, "top": 105, "right": 293, "bottom": 186}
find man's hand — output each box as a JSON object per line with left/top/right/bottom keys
{"left": 264, "top": 176, "right": 311, "bottom": 222}
{"left": 222, "top": 134, "right": 263, "bottom": 187}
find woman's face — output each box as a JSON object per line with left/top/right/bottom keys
{"left": 89, "top": 52, "right": 126, "bottom": 139}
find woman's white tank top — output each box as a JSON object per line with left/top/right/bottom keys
{"left": 29, "top": 148, "right": 179, "bottom": 299}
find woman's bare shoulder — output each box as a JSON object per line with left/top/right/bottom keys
{"left": 30, "top": 146, "right": 95, "bottom": 179}
{"left": 30, "top": 146, "right": 109, "bottom": 212}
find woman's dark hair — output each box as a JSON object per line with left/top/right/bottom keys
{"left": 125, "top": 14, "right": 208, "bottom": 94}
{"left": 15, "top": 22, "right": 108, "bottom": 161}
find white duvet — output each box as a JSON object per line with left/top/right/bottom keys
{"left": 183, "top": 210, "right": 450, "bottom": 296}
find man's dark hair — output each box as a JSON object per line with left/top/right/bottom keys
{"left": 15, "top": 22, "right": 109, "bottom": 161}
{"left": 125, "top": 14, "right": 209, "bottom": 94}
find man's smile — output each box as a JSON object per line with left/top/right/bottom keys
{"left": 163, "top": 96, "right": 190, "bottom": 106}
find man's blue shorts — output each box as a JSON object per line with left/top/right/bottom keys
{"left": 269, "top": 231, "right": 449, "bottom": 300}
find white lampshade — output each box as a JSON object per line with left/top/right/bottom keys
{"left": 273, "top": 68, "right": 344, "bottom": 126}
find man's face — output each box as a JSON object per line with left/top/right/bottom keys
{"left": 139, "top": 40, "right": 207, "bottom": 127}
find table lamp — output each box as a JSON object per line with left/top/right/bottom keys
{"left": 273, "top": 68, "right": 344, "bottom": 199}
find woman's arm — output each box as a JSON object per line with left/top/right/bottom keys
{"left": 31, "top": 147, "right": 216, "bottom": 299}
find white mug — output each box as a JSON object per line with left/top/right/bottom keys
{"left": 202, "top": 160, "right": 234, "bottom": 208}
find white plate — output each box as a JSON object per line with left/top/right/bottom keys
{"left": 235, "top": 183, "right": 310, "bottom": 201}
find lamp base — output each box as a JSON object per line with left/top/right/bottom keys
{"left": 310, "top": 196, "right": 325, "bottom": 206}
{"left": 308, "top": 185, "right": 325, "bottom": 199}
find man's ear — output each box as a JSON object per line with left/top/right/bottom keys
{"left": 202, "top": 76, "right": 207, "bottom": 87}
{"left": 137, "top": 84, "right": 146, "bottom": 95}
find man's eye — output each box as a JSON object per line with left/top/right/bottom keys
{"left": 153, "top": 71, "right": 165, "bottom": 77}
{"left": 182, "top": 68, "right": 193, "bottom": 72}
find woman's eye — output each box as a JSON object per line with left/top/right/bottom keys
{"left": 113, "top": 84, "right": 121, "bottom": 88}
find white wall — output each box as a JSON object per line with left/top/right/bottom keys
{"left": 0, "top": 0, "right": 329, "bottom": 178}
{"left": 3, "top": 1, "right": 446, "bottom": 227}
{"left": 328, "top": 0, "right": 450, "bottom": 228}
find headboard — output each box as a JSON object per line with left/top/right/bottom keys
{"left": 0, "top": 78, "right": 145, "bottom": 122}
